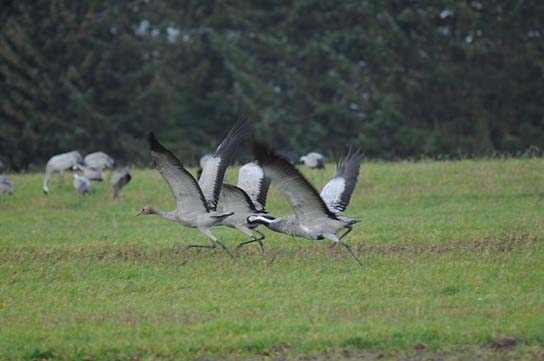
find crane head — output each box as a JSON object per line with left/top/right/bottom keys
{"left": 137, "top": 205, "right": 155, "bottom": 216}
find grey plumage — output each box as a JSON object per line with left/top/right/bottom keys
{"left": 199, "top": 154, "right": 213, "bottom": 169}
{"left": 320, "top": 148, "right": 363, "bottom": 213}
{"left": 300, "top": 152, "right": 325, "bottom": 169}
{"left": 84, "top": 152, "right": 115, "bottom": 170}
{"left": 43, "top": 151, "right": 84, "bottom": 194}
{"left": 111, "top": 168, "right": 132, "bottom": 200}
{"left": 216, "top": 161, "right": 271, "bottom": 252}
{"left": 274, "top": 148, "right": 300, "bottom": 165}
{"left": 198, "top": 118, "right": 253, "bottom": 210}
{"left": 73, "top": 174, "right": 92, "bottom": 195}
{"left": 82, "top": 165, "right": 104, "bottom": 181}
{"left": 0, "top": 175, "right": 13, "bottom": 197}
{"left": 194, "top": 120, "right": 264, "bottom": 252}
{"left": 137, "top": 132, "right": 234, "bottom": 257}
{"left": 236, "top": 161, "right": 270, "bottom": 212}
{"left": 248, "top": 143, "right": 364, "bottom": 267}
{"left": 197, "top": 153, "right": 213, "bottom": 178}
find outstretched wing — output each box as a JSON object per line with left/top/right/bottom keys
{"left": 148, "top": 133, "right": 208, "bottom": 213}
{"left": 198, "top": 118, "right": 253, "bottom": 210}
{"left": 252, "top": 142, "right": 337, "bottom": 224}
{"left": 236, "top": 161, "right": 270, "bottom": 212}
{"left": 320, "top": 148, "right": 363, "bottom": 213}
{"left": 218, "top": 183, "right": 258, "bottom": 213}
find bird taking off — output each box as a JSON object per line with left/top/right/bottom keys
{"left": 215, "top": 161, "right": 271, "bottom": 253}
{"left": 248, "top": 142, "right": 364, "bottom": 267}
{"left": 236, "top": 161, "right": 270, "bottom": 212}
{"left": 198, "top": 118, "right": 253, "bottom": 211}
{"left": 138, "top": 126, "right": 249, "bottom": 258}
{"left": 319, "top": 147, "right": 363, "bottom": 214}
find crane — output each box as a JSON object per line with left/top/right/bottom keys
{"left": 111, "top": 168, "right": 132, "bottom": 200}
{"left": 84, "top": 152, "right": 115, "bottom": 171}
{"left": 300, "top": 152, "right": 325, "bottom": 169}
{"left": 138, "top": 119, "right": 251, "bottom": 257}
{"left": 0, "top": 175, "right": 13, "bottom": 200}
{"left": 43, "top": 151, "right": 83, "bottom": 194}
{"left": 73, "top": 174, "right": 92, "bottom": 195}
{"left": 215, "top": 161, "right": 271, "bottom": 253}
{"left": 248, "top": 143, "right": 364, "bottom": 267}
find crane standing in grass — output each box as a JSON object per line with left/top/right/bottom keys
{"left": 0, "top": 175, "right": 13, "bottom": 200}
{"left": 81, "top": 152, "right": 115, "bottom": 182}
{"left": 111, "top": 168, "right": 132, "bottom": 200}
{"left": 43, "top": 151, "right": 84, "bottom": 194}
{"left": 247, "top": 143, "right": 364, "bottom": 267}
{"left": 80, "top": 165, "right": 104, "bottom": 181}
{"left": 300, "top": 152, "right": 325, "bottom": 169}
{"left": 84, "top": 152, "right": 115, "bottom": 171}
{"left": 73, "top": 174, "right": 92, "bottom": 195}
{"left": 137, "top": 119, "right": 252, "bottom": 257}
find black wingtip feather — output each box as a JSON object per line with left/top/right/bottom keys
{"left": 215, "top": 118, "right": 254, "bottom": 156}
{"left": 147, "top": 132, "right": 186, "bottom": 169}
{"left": 148, "top": 132, "right": 175, "bottom": 158}
{"left": 148, "top": 132, "right": 161, "bottom": 151}
{"left": 252, "top": 141, "right": 270, "bottom": 164}
{"left": 252, "top": 141, "right": 291, "bottom": 165}
{"left": 253, "top": 141, "right": 338, "bottom": 219}
{"left": 230, "top": 117, "right": 253, "bottom": 137}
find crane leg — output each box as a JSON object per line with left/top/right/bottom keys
{"left": 185, "top": 241, "right": 234, "bottom": 259}
{"left": 339, "top": 241, "right": 364, "bottom": 268}
{"left": 338, "top": 226, "right": 353, "bottom": 240}
{"left": 337, "top": 227, "right": 364, "bottom": 267}
{"left": 187, "top": 228, "right": 234, "bottom": 258}
{"left": 325, "top": 233, "right": 363, "bottom": 268}
{"left": 43, "top": 171, "right": 51, "bottom": 194}
{"left": 235, "top": 229, "right": 265, "bottom": 254}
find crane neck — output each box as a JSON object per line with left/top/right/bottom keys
{"left": 153, "top": 208, "right": 177, "bottom": 222}
{"left": 247, "top": 214, "right": 276, "bottom": 227}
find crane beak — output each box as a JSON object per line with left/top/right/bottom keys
{"left": 136, "top": 210, "right": 143, "bottom": 216}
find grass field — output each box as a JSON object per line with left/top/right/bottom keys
{"left": 1, "top": 158, "right": 543, "bottom": 360}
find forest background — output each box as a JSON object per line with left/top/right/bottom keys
{"left": 1, "top": 0, "right": 543, "bottom": 171}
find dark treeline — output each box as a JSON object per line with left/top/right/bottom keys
{"left": 1, "top": 0, "right": 543, "bottom": 171}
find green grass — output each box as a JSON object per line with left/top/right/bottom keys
{"left": 1, "top": 158, "right": 543, "bottom": 360}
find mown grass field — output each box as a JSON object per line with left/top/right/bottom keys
{"left": 1, "top": 158, "right": 543, "bottom": 360}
